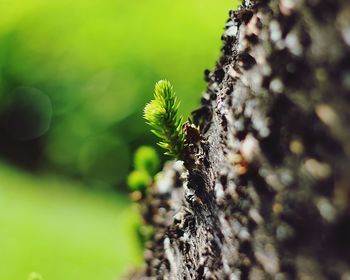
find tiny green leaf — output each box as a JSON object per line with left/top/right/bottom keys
{"left": 127, "top": 170, "right": 151, "bottom": 191}
{"left": 144, "top": 80, "right": 185, "bottom": 159}
{"left": 134, "top": 145, "right": 160, "bottom": 175}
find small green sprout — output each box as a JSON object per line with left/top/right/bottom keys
{"left": 134, "top": 145, "right": 160, "bottom": 175}
{"left": 144, "top": 80, "right": 185, "bottom": 159}
{"left": 127, "top": 169, "right": 151, "bottom": 191}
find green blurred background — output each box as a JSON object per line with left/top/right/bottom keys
{"left": 0, "top": 0, "right": 237, "bottom": 279}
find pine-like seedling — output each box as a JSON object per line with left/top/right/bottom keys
{"left": 144, "top": 80, "right": 185, "bottom": 159}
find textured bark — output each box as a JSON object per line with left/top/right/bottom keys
{"left": 132, "top": 0, "right": 350, "bottom": 279}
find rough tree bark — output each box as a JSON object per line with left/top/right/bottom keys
{"left": 132, "top": 0, "right": 350, "bottom": 279}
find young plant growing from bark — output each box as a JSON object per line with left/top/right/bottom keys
{"left": 127, "top": 146, "right": 159, "bottom": 192}
{"left": 144, "top": 80, "right": 186, "bottom": 160}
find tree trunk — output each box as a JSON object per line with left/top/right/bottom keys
{"left": 133, "top": 0, "right": 350, "bottom": 279}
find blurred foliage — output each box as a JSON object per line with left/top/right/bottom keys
{"left": 27, "top": 272, "right": 44, "bottom": 280}
{"left": 135, "top": 224, "right": 155, "bottom": 250}
{"left": 133, "top": 146, "right": 160, "bottom": 176}
{"left": 127, "top": 169, "right": 151, "bottom": 191}
{"left": 0, "top": 163, "right": 142, "bottom": 280}
{"left": 127, "top": 146, "right": 158, "bottom": 191}
{"left": 0, "top": 0, "right": 237, "bottom": 190}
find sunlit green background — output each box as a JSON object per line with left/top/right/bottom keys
{"left": 0, "top": 0, "right": 237, "bottom": 279}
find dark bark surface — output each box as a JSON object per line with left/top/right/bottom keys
{"left": 132, "top": 0, "right": 350, "bottom": 279}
